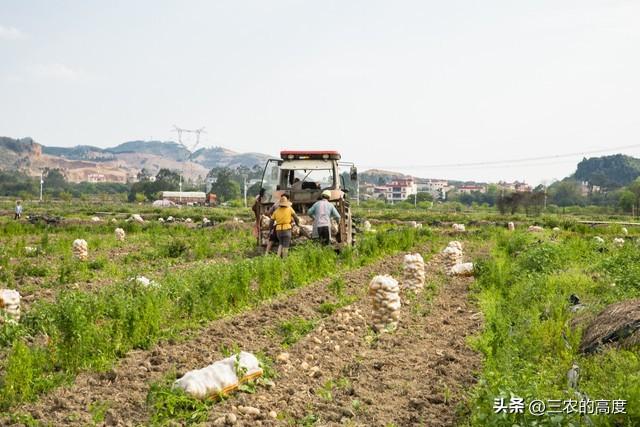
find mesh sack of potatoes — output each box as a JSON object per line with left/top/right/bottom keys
{"left": 331, "top": 219, "right": 339, "bottom": 236}
{"left": 131, "top": 276, "right": 159, "bottom": 288}
{"left": 614, "top": 238, "right": 625, "bottom": 247}
{"left": 452, "top": 223, "right": 466, "bottom": 232}
{"left": 369, "top": 275, "right": 401, "bottom": 332}
{"left": 174, "top": 351, "right": 263, "bottom": 398}
{"left": 91, "top": 216, "right": 101, "bottom": 222}
{"left": 72, "top": 239, "right": 88, "bottom": 261}
{"left": 115, "top": 228, "right": 125, "bottom": 241}
{"left": 298, "top": 215, "right": 313, "bottom": 226}
{"left": 363, "top": 220, "right": 372, "bottom": 232}
{"left": 508, "top": 222, "right": 515, "bottom": 231}
{"left": 442, "top": 241, "right": 463, "bottom": 268}
{"left": 402, "top": 253, "right": 425, "bottom": 292}
{"left": 128, "top": 214, "right": 144, "bottom": 223}
{"left": 528, "top": 225, "right": 543, "bottom": 232}
{"left": 0, "top": 289, "right": 21, "bottom": 323}
{"left": 260, "top": 215, "right": 271, "bottom": 229}
{"left": 300, "top": 225, "right": 313, "bottom": 238}
{"left": 449, "top": 262, "right": 474, "bottom": 276}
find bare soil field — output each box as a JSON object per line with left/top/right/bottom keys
{"left": 8, "top": 244, "right": 482, "bottom": 426}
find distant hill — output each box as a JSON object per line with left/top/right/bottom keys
{"left": 43, "top": 145, "right": 115, "bottom": 161}
{"left": 107, "top": 140, "right": 191, "bottom": 162}
{"left": 360, "top": 169, "right": 408, "bottom": 185}
{"left": 0, "top": 136, "right": 273, "bottom": 183}
{"left": 191, "top": 147, "right": 271, "bottom": 169}
{"left": 573, "top": 154, "right": 640, "bottom": 188}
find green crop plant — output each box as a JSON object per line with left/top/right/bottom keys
{"left": 146, "top": 374, "right": 214, "bottom": 426}
{"left": 0, "top": 224, "right": 432, "bottom": 410}
{"left": 466, "top": 229, "right": 640, "bottom": 426}
{"left": 277, "top": 317, "right": 317, "bottom": 347}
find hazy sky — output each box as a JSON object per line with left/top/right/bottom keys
{"left": 2, "top": 0, "right": 639, "bottom": 184}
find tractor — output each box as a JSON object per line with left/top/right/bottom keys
{"left": 256, "top": 150, "right": 358, "bottom": 248}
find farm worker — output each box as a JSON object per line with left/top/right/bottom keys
{"left": 264, "top": 192, "right": 286, "bottom": 255}
{"left": 308, "top": 190, "right": 341, "bottom": 245}
{"left": 270, "top": 195, "right": 300, "bottom": 258}
{"left": 14, "top": 200, "right": 23, "bottom": 220}
{"left": 251, "top": 188, "right": 265, "bottom": 223}
{"left": 252, "top": 188, "right": 265, "bottom": 238}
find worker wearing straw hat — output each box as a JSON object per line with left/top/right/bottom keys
{"left": 308, "top": 190, "right": 341, "bottom": 245}
{"left": 270, "top": 195, "right": 300, "bottom": 258}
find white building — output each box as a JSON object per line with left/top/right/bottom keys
{"left": 373, "top": 178, "right": 417, "bottom": 203}
{"left": 417, "top": 179, "right": 450, "bottom": 199}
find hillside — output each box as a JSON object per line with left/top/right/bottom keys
{"left": 573, "top": 154, "right": 640, "bottom": 188}
{"left": 191, "top": 147, "right": 271, "bottom": 169}
{"left": 43, "top": 145, "right": 115, "bottom": 162}
{"left": 107, "top": 140, "right": 191, "bottom": 162}
{"left": 0, "top": 136, "right": 272, "bottom": 183}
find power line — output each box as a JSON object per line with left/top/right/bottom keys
{"left": 360, "top": 143, "right": 640, "bottom": 170}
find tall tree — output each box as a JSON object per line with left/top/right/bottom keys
{"left": 209, "top": 167, "right": 240, "bottom": 201}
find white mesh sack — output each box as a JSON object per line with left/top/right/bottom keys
{"left": 174, "top": 351, "right": 263, "bottom": 398}
{"left": 450, "top": 262, "right": 474, "bottom": 276}
{"left": 115, "top": 228, "right": 125, "bottom": 241}
{"left": 128, "top": 214, "right": 144, "bottom": 223}
{"left": 72, "top": 239, "right": 88, "bottom": 261}
{"left": 452, "top": 223, "right": 466, "bottom": 232}
{"left": 442, "top": 242, "right": 463, "bottom": 268}
{"left": 402, "top": 253, "right": 425, "bottom": 292}
{"left": 369, "top": 275, "right": 401, "bottom": 332}
{"left": 507, "top": 222, "right": 515, "bottom": 231}
{"left": 0, "top": 289, "right": 21, "bottom": 323}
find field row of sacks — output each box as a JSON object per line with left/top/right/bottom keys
{"left": 90, "top": 215, "right": 218, "bottom": 226}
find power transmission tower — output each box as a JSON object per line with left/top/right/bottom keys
{"left": 171, "top": 125, "right": 207, "bottom": 195}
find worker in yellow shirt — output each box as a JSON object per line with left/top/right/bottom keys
{"left": 270, "top": 195, "right": 300, "bottom": 258}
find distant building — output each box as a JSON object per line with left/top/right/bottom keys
{"left": 373, "top": 178, "right": 417, "bottom": 203}
{"left": 457, "top": 185, "right": 487, "bottom": 194}
{"left": 161, "top": 191, "right": 206, "bottom": 205}
{"left": 359, "top": 183, "right": 376, "bottom": 196}
{"left": 417, "top": 179, "right": 449, "bottom": 197}
{"left": 498, "top": 181, "right": 531, "bottom": 193}
{"left": 580, "top": 181, "right": 601, "bottom": 197}
{"left": 87, "top": 173, "right": 106, "bottom": 183}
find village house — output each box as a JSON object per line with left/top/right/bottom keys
{"left": 457, "top": 185, "right": 487, "bottom": 195}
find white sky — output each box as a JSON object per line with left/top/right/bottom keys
{"left": 1, "top": 0, "right": 639, "bottom": 184}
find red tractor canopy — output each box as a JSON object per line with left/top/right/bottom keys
{"left": 280, "top": 150, "right": 341, "bottom": 161}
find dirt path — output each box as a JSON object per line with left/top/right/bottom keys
{"left": 9, "top": 242, "right": 483, "bottom": 426}
{"left": 207, "top": 252, "right": 482, "bottom": 427}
